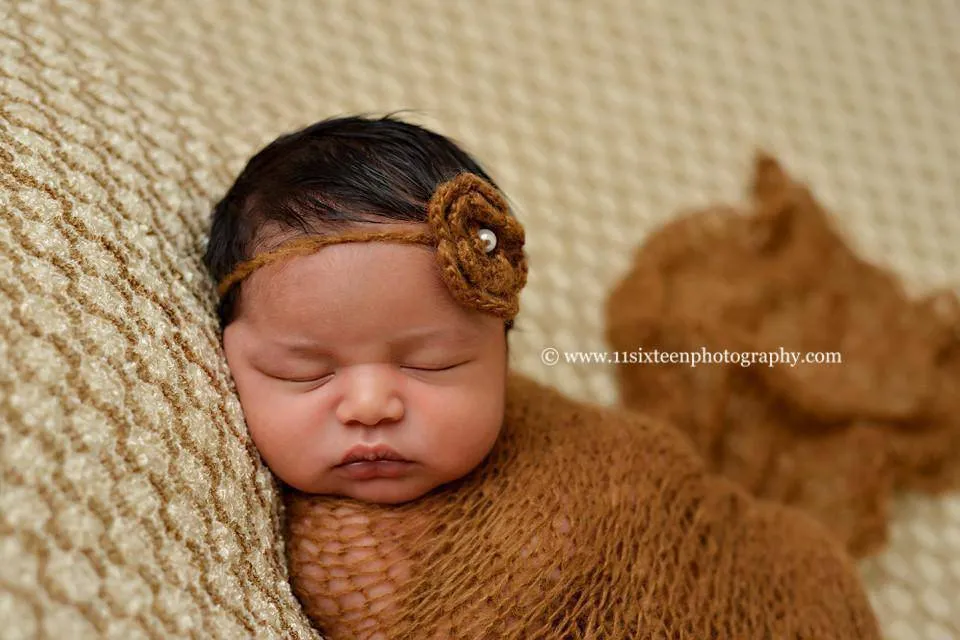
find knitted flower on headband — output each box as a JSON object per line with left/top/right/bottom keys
{"left": 429, "top": 173, "right": 528, "bottom": 320}
{"left": 217, "top": 172, "right": 528, "bottom": 321}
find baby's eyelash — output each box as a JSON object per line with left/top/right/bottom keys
{"left": 401, "top": 361, "right": 467, "bottom": 372}
{"left": 277, "top": 372, "right": 335, "bottom": 384}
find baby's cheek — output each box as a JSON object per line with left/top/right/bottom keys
{"left": 248, "top": 394, "right": 333, "bottom": 489}
{"left": 416, "top": 385, "right": 504, "bottom": 471}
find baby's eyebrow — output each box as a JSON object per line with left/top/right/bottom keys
{"left": 389, "top": 327, "right": 478, "bottom": 350}
{"left": 267, "top": 339, "right": 332, "bottom": 357}
{"left": 263, "top": 327, "right": 477, "bottom": 357}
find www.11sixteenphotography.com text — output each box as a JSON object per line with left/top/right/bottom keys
{"left": 539, "top": 346, "right": 842, "bottom": 368}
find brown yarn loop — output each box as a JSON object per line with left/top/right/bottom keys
{"left": 216, "top": 173, "right": 527, "bottom": 320}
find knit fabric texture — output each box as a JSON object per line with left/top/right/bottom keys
{"left": 605, "top": 155, "right": 960, "bottom": 559}
{"left": 217, "top": 173, "right": 528, "bottom": 321}
{"left": 4, "top": 1, "right": 959, "bottom": 638}
{"left": 284, "top": 372, "right": 881, "bottom": 640}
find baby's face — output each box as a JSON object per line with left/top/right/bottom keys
{"left": 222, "top": 234, "right": 508, "bottom": 504}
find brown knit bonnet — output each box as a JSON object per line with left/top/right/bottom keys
{"left": 217, "top": 172, "right": 528, "bottom": 321}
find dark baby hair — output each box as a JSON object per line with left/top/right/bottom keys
{"left": 203, "top": 113, "right": 503, "bottom": 326}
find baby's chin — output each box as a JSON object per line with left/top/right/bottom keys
{"left": 335, "top": 477, "right": 440, "bottom": 504}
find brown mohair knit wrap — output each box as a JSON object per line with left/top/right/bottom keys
{"left": 217, "top": 172, "right": 528, "bottom": 321}
{"left": 606, "top": 154, "right": 960, "bottom": 559}
{"left": 284, "top": 373, "right": 880, "bottom": 640}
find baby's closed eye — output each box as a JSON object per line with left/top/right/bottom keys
{"left": 262, "top": 358, "right": 471, "bottom": 380}
{"left": 253, "top": 351, "right": 337, "bottom": 385}
{"left": 400, "top": 359, "right": 471, "bottom": 372}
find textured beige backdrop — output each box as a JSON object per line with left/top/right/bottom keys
{"left": 2, "top": 0, "right": 958, "bottom": 638}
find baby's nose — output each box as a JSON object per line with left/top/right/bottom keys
{"left": 335, "top": 365, "right": 404, "bottom": 427}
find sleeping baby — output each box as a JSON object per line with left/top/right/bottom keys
{"left": 204, "top": 114, "right": 881, "bottom": 639}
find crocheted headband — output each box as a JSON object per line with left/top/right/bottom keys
{"left": 217, "top": 172, "right": 528, "bottom": 321}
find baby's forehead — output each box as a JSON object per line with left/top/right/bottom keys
{"left": 244, "top": 296, "right": 489, "bottom": 359}
{"left": 253, "top": 237, "right": 443, "bottom": 290}
{"left": 239, "top": 241, "right": 481, "bottom": 333}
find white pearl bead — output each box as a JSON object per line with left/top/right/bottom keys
{"left": 478, "top": 228, "right": 497, "bottom": 253}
